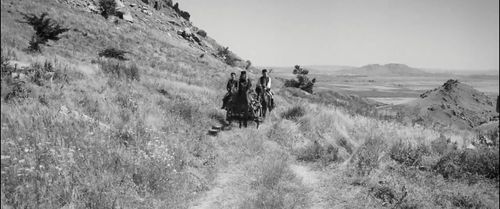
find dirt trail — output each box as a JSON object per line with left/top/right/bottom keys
{"left": 289, "top": 163, "right": 329, "bottom": 209}
{"left": 189, "top": 171, "right": 240, "bottom": 209}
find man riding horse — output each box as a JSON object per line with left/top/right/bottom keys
{"left": 255, "top": 69, "right": 274, "bottom": 118}
{"left": 235, "top": 71, "right": 253, "bottom": 127}
{"left": 221, "top": 72, "right": 238, "bottom": 110}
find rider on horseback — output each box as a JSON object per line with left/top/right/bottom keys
{"left": 221, "top": 72, "right": 238, "bottom": 109}
{"left": 256, "top": 69, "right": 274, "bottom": 117}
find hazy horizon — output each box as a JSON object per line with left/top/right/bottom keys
{"left": 256, "top": 63, "right": 500, "bottom": 72}
{"left": 181, "top": 0, "right": 499, "bottom": 71}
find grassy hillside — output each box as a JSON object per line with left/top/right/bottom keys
{"left": 1, "top": 0, "right": 498, "bottom": 209}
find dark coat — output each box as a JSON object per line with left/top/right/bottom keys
{"left": 236, "top": 78, "right": 252, "bottom": 116}
{"left": 226, "top": 79, "right": 238, "bottom": 94}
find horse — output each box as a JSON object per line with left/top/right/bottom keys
{"left": 225, "top": 91, "right": 261, "bottom": 129}
{"left": 256, "top": 87, "right": 274, "bottom": 119}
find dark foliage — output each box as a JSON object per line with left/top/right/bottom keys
{"left": 285, "top": 65, "right": 316, "bottom": 93}
{"left": 99, "top": 0, "right": 117, "bottom": 18}
{"left": 217, "top": 47, "right": 240, "bottom": 67}
{"left": 98, "top": 48, "right": 129, "bottom": 60}
{"left": 1, "top": 48, "right": 13, "bottom": 78}
{"left": 281, "top": 105, "right": 306, "bottom": 121}
{"left": 21, "top": 13, "right": 69, "bottom": 52}
{"left": 196, "top": 29, "right": 207, "bottom": 38}
{"left": 389, "top": 141, "right": 430, "bottom": 167}
{"left": 433, "top": 147, "right": 499, "bottom": 180}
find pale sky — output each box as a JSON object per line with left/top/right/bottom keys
{"left": 180, "top": 0, "right": 499, "bottom": 70}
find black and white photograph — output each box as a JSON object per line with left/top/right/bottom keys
{"left": 1, "top": 0, "right": 499, "bottom": 208}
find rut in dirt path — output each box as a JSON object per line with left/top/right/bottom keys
{"left": 189, "top": 171, "right": 239, "bottom": 209}
{"left": 289, "top": 163, "right": 329, "bottom": 209}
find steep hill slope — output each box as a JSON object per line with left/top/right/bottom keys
{"left": 338, "top": 63, "right": 432, "bottom": 76}
{"left": 393, "top": 79, "right": 498, "bottom": 129}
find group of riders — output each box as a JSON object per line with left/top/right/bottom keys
{"left": 221, "top": 69, "right": 275, "bottom": 127}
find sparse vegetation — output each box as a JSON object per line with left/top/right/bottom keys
{"left": 98, "top": 47, "right": 129, "bottom": 60}
{"left": 98, "top": 59, "right": 140, "bottom": 81}
{"left": 20, "top": 13, "right": 69, "bottom": 52}
{"left": 281, "top": 105, "right": 306, "bottom": 121}
{"left": 433, "top": 147, "right": 499, "bottom": 180}
{"left": 217, "top": 46, "right": 241, "bottom": 67}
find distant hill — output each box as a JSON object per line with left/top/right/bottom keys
{"left": 338, "top": 63, "right": 432, "bottom": 76}
{"left": 392, "top": 79, "right": 498, "bottom": 129}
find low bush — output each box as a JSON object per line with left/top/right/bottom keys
{"left": 1, "top": 48, "right": 14, "bottom": 78}
{"left": 389, "top": 141, "right": 429, "bottom": 167}
{"left": 216, "top": 47, "right": 240, "bottom": 67}
{"left": 351, "top": 136, "right": 386, "bottom": 176}
{"left": 433, "top": 147, "right": 499, "bottom": 180}
{"left": 99, "top": 0, "right": 117, "bottom": 18}
{"left": 281, "top": 105, "right": 306, "bottom": 121}
{"left": 98, "top": 47, "right": 128, "bottom": 60}
{"left": 29, "top": 60, "right": 68, "bottom": 86}
{"left": 98, "top": 59, "right": 140, "bottom": 81}
{"left": 297, "top": 141, "right": 340, "bottom": 165}
{"left": 3, "top": 80, "right": 31, "bottom": 101}
{"left": 434, "top": 192, "right": 486, "bottom": 209}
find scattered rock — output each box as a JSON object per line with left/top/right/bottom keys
{"left": 87, "top": 5, "right": 98, "bottom": 13}
{"left": 142, "top": 9, "right": 153, "bottom": 15}
{"left": 115, "top": 0, "right": 125, "bottom": 8}
{"left": 122, "top": 12, "right": 134, "bottom": 22}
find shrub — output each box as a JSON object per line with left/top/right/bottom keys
{"left": 297, "top": 141, "right": 340, "bottom": 165}
{"left": 281, "top": 105, "right": 306, "bottom": 121}
{"left": 98, "top": 47, "right": 129, "bottom": 60}
{"left": 21, "top": 13, "right": 69, "bottom": 52}
{"left": 196, "top": 29, "right": 207, "bottom": 37}
{"left": 389, "top": 141, "right": 429, "bottom": 167}
{"left": 1, "top": 48, "right": 14, "bottom": 78}
{"left": 3, "top": 80, "right": 31, "bottom": 101}
{"left": 430, "top": 134, "right": 453, "bottom": 155}
{"left": 433, "top": 147, "right": 499, "bottom": 180}
{"left": 351, "top": 136, "right": 386, "bottom": 176}
{"left": 369, "top": 184, "right": 413, "bottom": 208}
{"left": 216, "top": 47, "right": 240, "bottom": 67}
{"left": 435, "top": 192, "right": 486, "bottom": 209}
{"left": 98, "top": 59, "right": 140, "bottom": 81}
{"left": 99, "top": 0, "right": 117, "bottom": 18}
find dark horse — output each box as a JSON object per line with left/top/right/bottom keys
{"left": 225, "top": 92, "right": 261, "bottom": 128}
{"left": 256, "top": 87, "right": 274, "bottom": 118}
